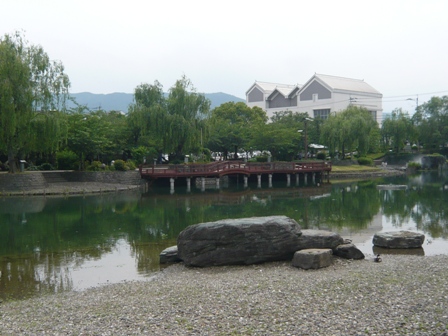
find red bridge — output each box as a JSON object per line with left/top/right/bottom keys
{"left": 139, "top": 160, "right": 331, "bottom": 180}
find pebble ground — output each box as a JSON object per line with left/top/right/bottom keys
{"left": 1, "top": 254, "right": 447, "bottom": 335}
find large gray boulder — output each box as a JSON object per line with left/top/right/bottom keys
{"left": 297, "top": 229, "right": 344, "bottom": 250}
{"left": 373, "top": 231, "right": 425, "bottom": 249}
{"left": 177, "top": 216, "right": 302, "bottom": 267}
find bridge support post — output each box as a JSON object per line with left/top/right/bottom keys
{"left": 244, "top": 175, "right": 248, "bottom": 188}
{"left": 170, "top": 178, "right": 175, "bottom": 192}
{"left": 201, "top": 177, "right": 205, "bottom": 191}
{"left": 268, "top": 174, "right": 273, "bottom": 188}
{"left": 286, "top": 174, "right": 291, "bottom": 187}
{"left": 312, "top": 173, "right": 316, "bottom": 183}
{"left": 216, "top": 177, "right": 220, "bottom": 189}
{"left": 295, "top": 174, "right": 299, "bottom": 186}
{"left": 304, "top": 173, "right": 308, "bottom": 185}
{"left": 186, "top": 177, "right": 191, "bottom": 192}
{"left": 257, "top": 175, "right": 262, "bottom": 188}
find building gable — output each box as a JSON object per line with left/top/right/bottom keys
{"left": 300, "top": 80, "right": 331, "bottom": 101}
{"left": 267, "top": 91, "right": 297, "bottom": 108}
{"left": 248, "top": 87, "right": 264, "bottom": 102}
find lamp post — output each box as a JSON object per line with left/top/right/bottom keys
{"left": 406, "top": 96, "right": 420, "bottom": 150}
{"left": 297, "top": 129, "right": 303, "bottom": 159}
{"left": 406, "top": 96, "right": 419, "bottom": 112}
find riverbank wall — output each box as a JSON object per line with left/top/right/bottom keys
{"left": 0, "top": 171, "right": 143, "bottom": 193}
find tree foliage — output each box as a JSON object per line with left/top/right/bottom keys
{"left": 381, "top": 108, "right": 416, "bottom": 154}
{"left": 206, "top": 102, "right": 267, "bottom": 159}
{"left": 412, "top": 96, "right": 448, "bottom": 152}
{"left": 320, "top": 106, "right": 379, "bottom": 157}
{"left": 127, "top": 76, "right": 210, "bottom": 161}
{"left": 0, "top": 31, "right": 70, "bottom": 172}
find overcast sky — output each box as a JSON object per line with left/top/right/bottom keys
{"left": 2, "top": 0, "right": 447, "bottom": 114}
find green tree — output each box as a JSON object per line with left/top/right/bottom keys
{"left": 64, "top": 109, "right": 117, "bottom": 169}
{"left": 412, "top": 96, "right": 448, "bottom": 152}
{"left": 128, "top": 77, "right": 210, "bottom": 162}
{"left": 320, "top": 106, "right": 379, "bottom": 158}
{"left": 251, "top": 122, "right": 301, "bottom": 161}
{"left": 249, "top": 111, "right": 314, "bottom": 160}
{"left": 207, "top": 102, "right": 267, "bottom": 159}
{"left": 381, "top": 108, "right": 415, "bottom": 154}
{"left": 127, "top": 80, "right": 165, "bottom": 161}
{"left": 165, "top": 76, "right": 210, "bottom": 160}
{"left": 0, "top": 32, "right": 70, "bottom": 172}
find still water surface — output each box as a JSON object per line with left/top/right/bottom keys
{"left": 1, "top": 172, "right": 447, "bottom": 300}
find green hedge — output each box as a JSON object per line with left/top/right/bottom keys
{"left": 357, "top": 157, "right": 373, "bottom": 166}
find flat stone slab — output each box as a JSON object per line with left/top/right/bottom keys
{"left": 177, "top": 216, "right": 302, "bottom": 267}
{"left": 292, "top": 248, "right": 333, "bottom": 269}
{"left": 373, "top": 231, "right": 425, "bottom": 249}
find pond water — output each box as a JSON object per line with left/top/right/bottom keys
{"left": 1, "top": 171, "right": 447, "bottom": 301}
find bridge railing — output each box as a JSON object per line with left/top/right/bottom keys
{"left": 140, "top": 160, "right": 331, "bottom": 177}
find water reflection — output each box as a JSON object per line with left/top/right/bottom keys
{"left": 1, "top": 171, "right": 447, "bottom": 300}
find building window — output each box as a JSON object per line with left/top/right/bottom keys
{"left": 312, "top": 93, "right": 318, "bottom": 102}
{"left": 370, "top": 110, "right": 377, "bottom": 121}
{"left": 314, "top": 109, "right": 331, "bottom": 120}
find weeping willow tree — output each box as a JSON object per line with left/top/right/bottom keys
{"left": 127, "top": 80, "right": 166, "bottom": 151}
{"left": 320, "top": 106, "right": 379, "bottom": 158}
{"left": 165, "top": 76, "right": 210, "bottom": 160}
{"left": 0, "top": 31, "right": 70, "bottom": 172}
{"left": 128, "top": 76, "right": 210, "bottom": 161}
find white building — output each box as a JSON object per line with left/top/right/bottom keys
{"left": 246, "top": 74, "right": 383, "bottom": 124}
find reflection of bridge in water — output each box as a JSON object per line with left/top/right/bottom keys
{"left": 140, "top": 160, "right": 332, "bottom": 192}
{"left": 142, "top": 184, "right": 333, "bottom": 206}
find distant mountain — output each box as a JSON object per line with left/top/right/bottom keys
{"left": 68, "top": 92, "right": 245, "bottom": 112}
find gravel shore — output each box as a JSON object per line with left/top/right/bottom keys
{"left": 1, "top": 254, "right": 447, "bottom": 335}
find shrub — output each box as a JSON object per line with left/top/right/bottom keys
{"left": 113, "top": 159, "right": 127, "bottom": 171}
{"left": 39, "top": 163, "right": 54, "bottom": 171}
{"left": 56, "top": 150, "right": 78, "bottom": 170}
{"left": 131, "top": 146, "right": 157, "bottom": 164}
{"left": 256, "top": 156, "right": 268, "bottom": 162}
{"left": 127, "top": 160, "right": 136, "bottom": 170}
{"left": 316, "top": 152, "right": 326, "bottom": 160}
{"left": 407, "top": 162, "right": 421, "bottom": 170}
{"left": 357, "top": 157, "right": 373, "bottom": 166}
{"left": 26, "top": 165, "right": 39, "bottom": 171}
{"left": 87, "top": 161, "right": 104, "bottom": 171}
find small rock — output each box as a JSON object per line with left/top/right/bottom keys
{"left": 333, "top": 243, "right": 365, "bottom": 260}
{"left": 292, "top": 248, "right": 333, "bottom": 269}
{"left": 159, "top": 246, "right": 182, "bottom": 264}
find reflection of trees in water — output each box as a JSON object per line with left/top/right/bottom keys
{"left": 0, "top": 242, "right": 121, "bottom": 301}
{"left": 2, "top": 174, "right": 447, "bottom": 300}
{"left": 0, "top": 194, "right": 135, "bottom": 301}
{"left": 129, "top": 241, "right": 176, "bottom": 275}
{"left": 381, "top": 173, "right": 448, "bottom": 239}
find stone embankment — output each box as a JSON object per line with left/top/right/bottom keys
{"left": 0, "top": 171, "right": 144, "bottom": 196}
{"left": 330, "top": 166, "right": 406, "bottom": 179}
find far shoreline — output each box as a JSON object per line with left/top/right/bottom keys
{"left": 0, "top": 166, "right": 407, "bottom": 197}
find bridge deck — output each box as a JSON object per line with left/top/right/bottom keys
{"left": 139, "top": 160, "right": 331, "bottom": 179}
